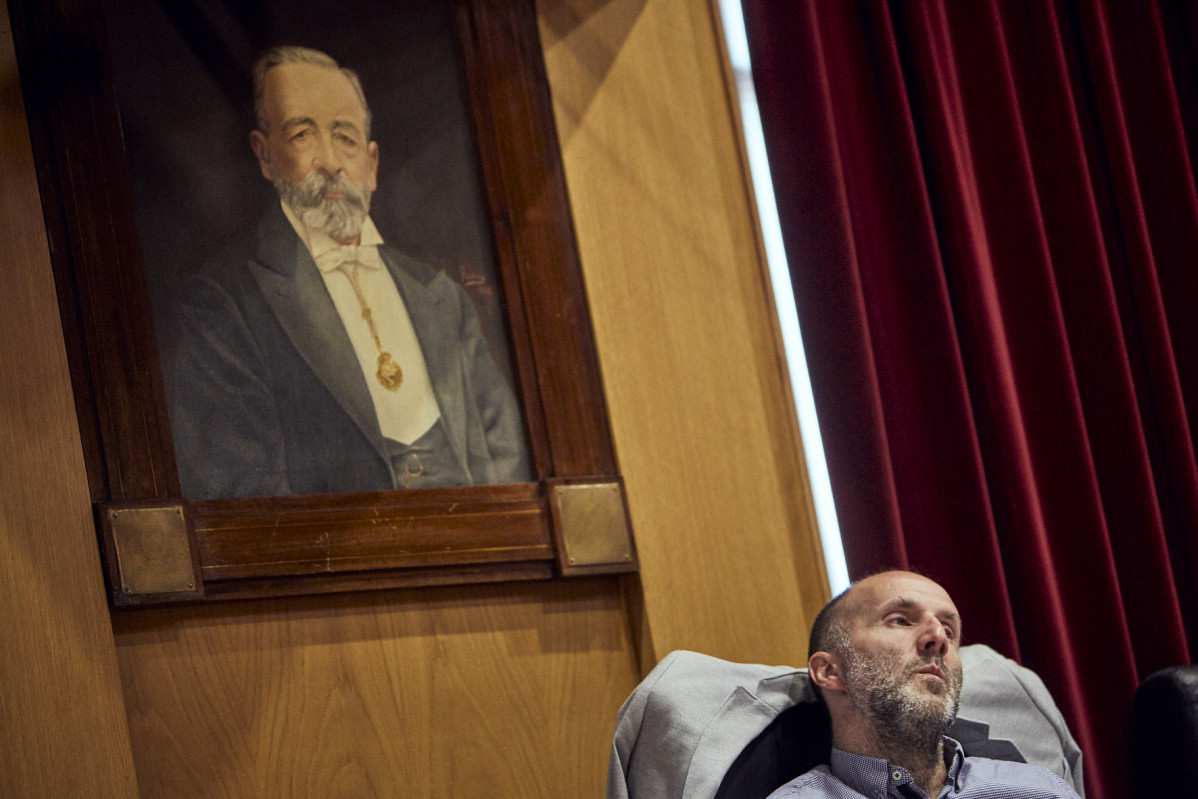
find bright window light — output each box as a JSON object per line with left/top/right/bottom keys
{"left": 718, "top": 0, "right": 850, "bottom": 596}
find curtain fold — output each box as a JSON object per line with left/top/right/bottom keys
{"left": 743, "top": 2, "right": 1198, "bottom": 796}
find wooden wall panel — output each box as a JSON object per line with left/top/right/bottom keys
{"left": 538, "top": 0, "right": 830, "bottom": 667}
{"left": 0, "top": 6, "right": 139, "bottom": 796}
{"left": 113, "top": 579, "right": 635, "bottom": 798}
{"left": 0, "top": 0, "right": 830, "bottom": 794}
{"left": 103, "top": 2, "right": 833, "bottom": 797}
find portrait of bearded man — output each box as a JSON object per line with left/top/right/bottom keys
{"left": 169, "top": 45, "right": 530, "bottom": 499}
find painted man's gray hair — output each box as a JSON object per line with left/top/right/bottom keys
{"left": 252, "top": 46, "right": 373, "bottom": 140}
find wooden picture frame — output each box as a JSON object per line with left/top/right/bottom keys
{"left": 9, "top": 0, "right": 637, "bottom": 605}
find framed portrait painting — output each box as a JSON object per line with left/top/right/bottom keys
{"left": 10, "top": 0, "right": 637, "bottom": 604}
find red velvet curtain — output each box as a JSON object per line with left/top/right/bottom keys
{"left": 742, "top": 1, "right": 1198, "bottom": 796}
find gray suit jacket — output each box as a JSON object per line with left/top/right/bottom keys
{"left": 607, "top": 645, "right": 1084, "bottom": 799}
{"left": 171, "top": 203, "right": 529, "bottom": 498}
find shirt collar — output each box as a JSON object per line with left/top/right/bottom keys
{"left": 828, "top": 736, "right": 964, "bottom": 798}
{"left": 944, "top": 738, "right": 966, "bottom": 790}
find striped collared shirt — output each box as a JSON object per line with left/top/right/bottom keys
{"left": 764, "top": 737, "right": 1081, "bottom": 799}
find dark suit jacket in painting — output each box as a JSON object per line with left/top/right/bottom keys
{"left": 170, "top": 203, "right": 530, "bottom": 499}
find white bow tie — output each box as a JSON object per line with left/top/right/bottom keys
{"left": 314, "top": 243, "right": 384, "bottom": 273}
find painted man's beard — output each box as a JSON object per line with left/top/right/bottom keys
{"left": 272, "top": 168, "right": 371, "bottom": 242}
{"left": 840, "top": 645, "right": 963, "bottom": 757}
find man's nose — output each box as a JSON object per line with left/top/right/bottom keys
{"left": 311, "top": 136, "right": 343, "bottom": 175}
{"left": 918, "top": 618, "right": 949, "bottom": 656}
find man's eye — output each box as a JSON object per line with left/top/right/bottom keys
{"left": 335, "top": 133, "right": 358, "bottom": 146}
{"left": 887, "top": 616, "right": 911, "bottom": 626}
{"left": 290, "top": 130, "right": 312, "bottom": 143}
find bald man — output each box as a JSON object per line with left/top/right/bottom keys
{"left": 766, "top": 571, "right": 1081, "bottom": 798}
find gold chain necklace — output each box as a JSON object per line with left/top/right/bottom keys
{"left": 340, "top": 262, "right": 403, "bottom": 391}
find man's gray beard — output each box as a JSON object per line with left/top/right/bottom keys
{"left": 840, "top": 645, "right": 963, "bottom": 760}
{"left": 272, "top": 169, "right": 371, "bottom": 242}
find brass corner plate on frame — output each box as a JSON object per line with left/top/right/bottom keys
{"left": 548, "top": 479, "right": 638, "bottom": 576}
{"left": 99, "top": 502, "right": 204, "bottom": 606}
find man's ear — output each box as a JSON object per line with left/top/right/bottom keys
{"left": 808, "top": 651, "right": 846, "bottom": 694}
{"left": 249, "top": 131, "right": 272, "bottom": 181}
{"left": 367, "top": 141, "right": 379, "bottom": 193}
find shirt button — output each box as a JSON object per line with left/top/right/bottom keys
{"left": 892, "top": 770, "right": 903, "bottom": 781}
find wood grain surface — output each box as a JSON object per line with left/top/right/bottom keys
{"left": 0, "top": 6, "right": 139, "bottom": 795}
{"left": 539, "top": 0, "right": 830, "bottom": 667}
{"left": 112, "top": 579, "right": 636, "bottom": 798}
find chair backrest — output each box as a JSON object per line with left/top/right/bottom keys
{"left": 607, "top": 644, "right": 1085, "bottom": 799}
{"left": 1132, "top": 664, "right": 1198, "bottom": 799}
{"left": 712, "top": 698, "right": 831, "bottom": 798}
{"left": 712, "top": 698, "right": 1027, "bottom": 798}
